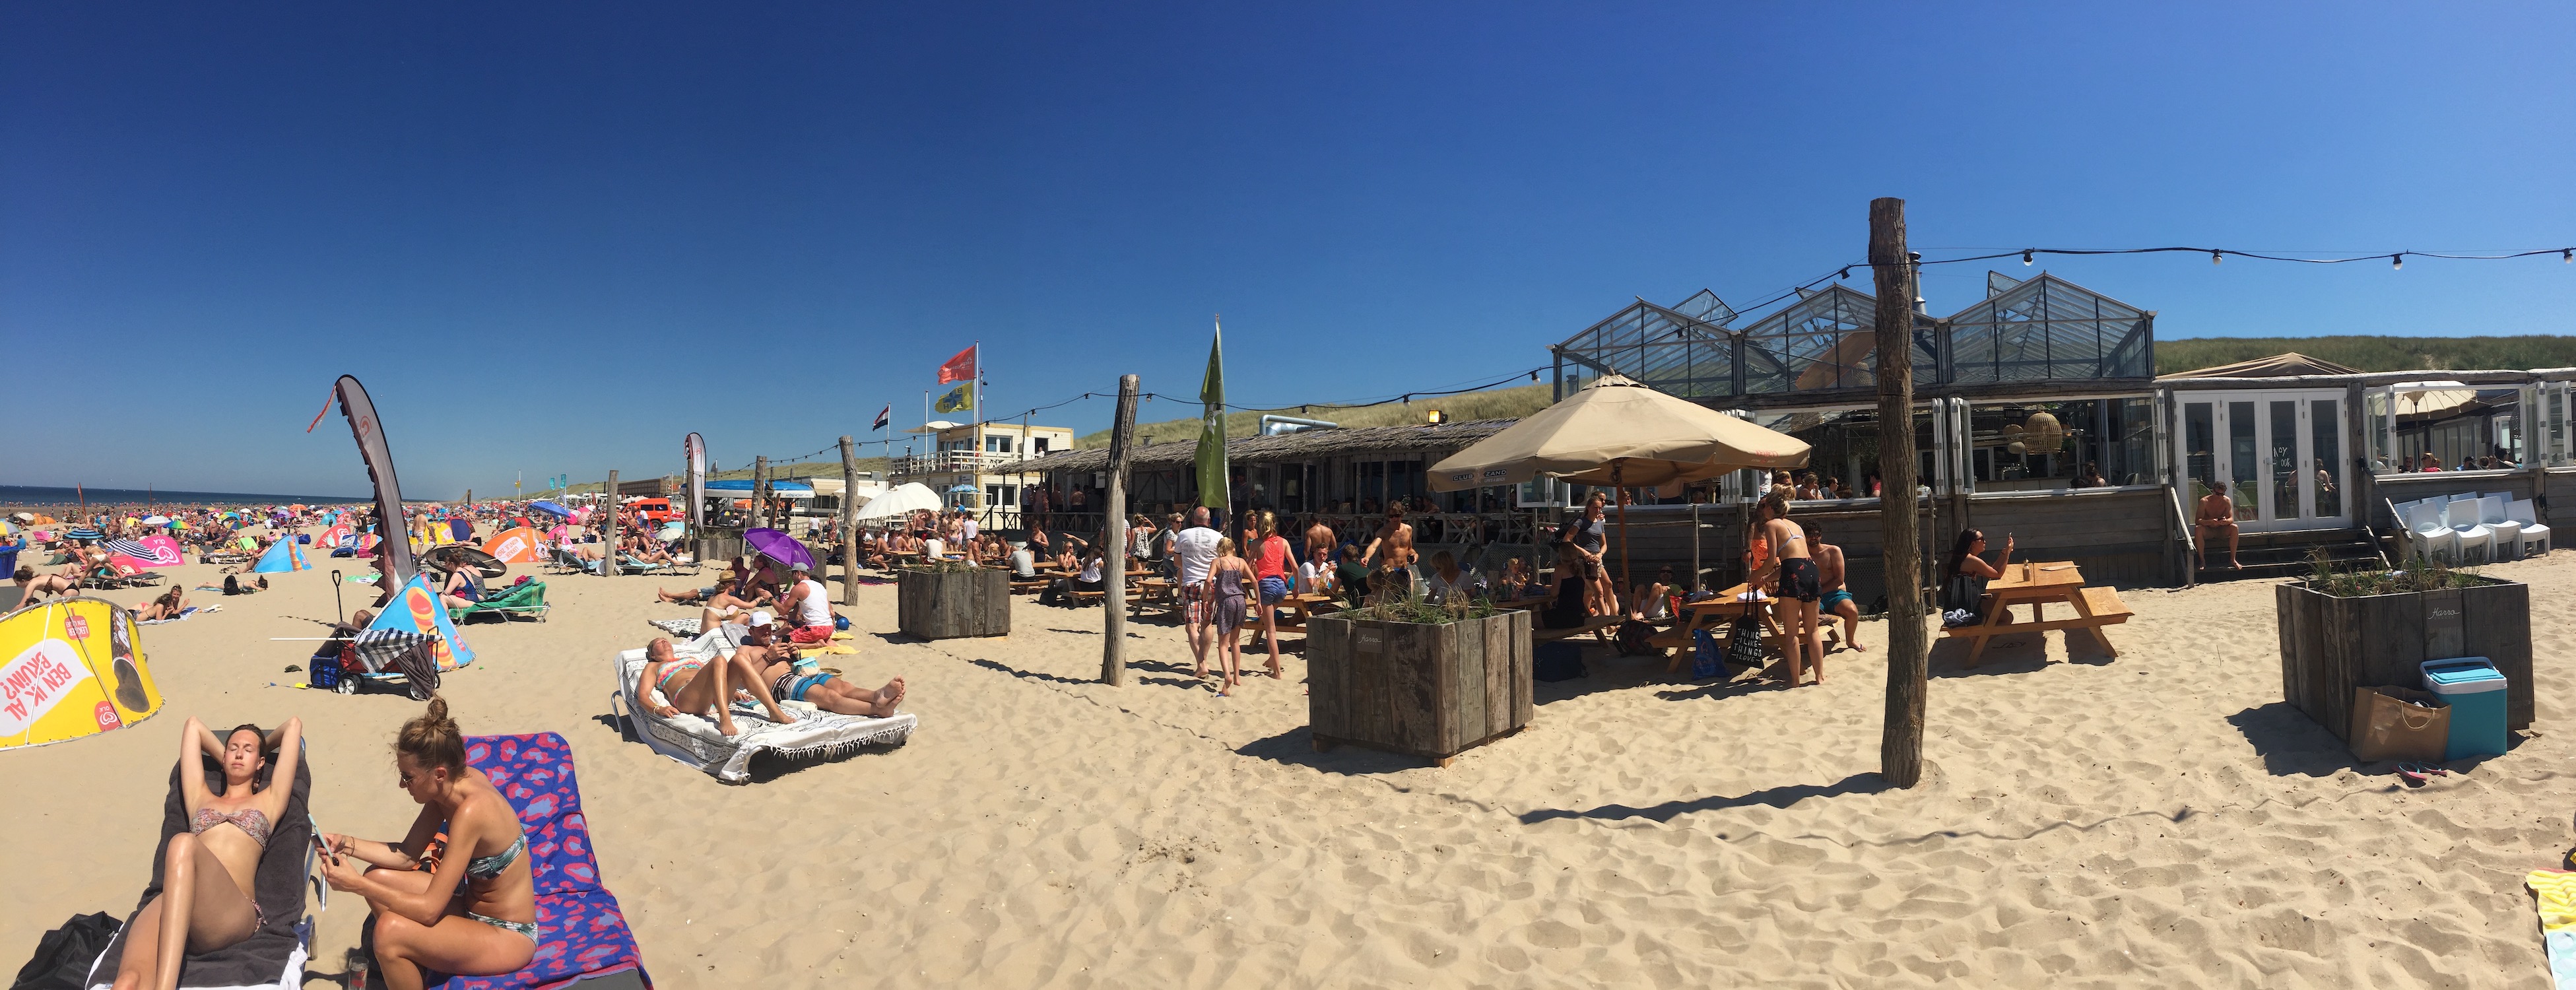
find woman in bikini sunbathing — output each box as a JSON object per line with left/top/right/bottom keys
{"left": 629, "top": 635, "right": 797, "bottom": 736}
{"left": 114, "top": 715, "right": 304, "bottom": 990}
{"left": 319, "top": 699, "right": 535, "bottom": 990}
{"left": 135, "top": 585, "right": 187, "bottom": 622}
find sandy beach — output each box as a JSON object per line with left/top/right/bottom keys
{"left": 7, "top": 546, "right": 2571, "bottom": 988}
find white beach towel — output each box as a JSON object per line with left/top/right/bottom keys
{"left": 613, "top": 638, "right": 915, "bottom": 783}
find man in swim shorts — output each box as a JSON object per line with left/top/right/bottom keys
{"left": 733, "top": 612, "right": 908, "bottom": 718}
{"left": 1809, "top": 521, "right": 1863, "bottom": 652}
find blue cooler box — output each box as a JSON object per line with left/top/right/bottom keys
{"left": 2422, "top": 657, "right": 2509, "bottom": 760}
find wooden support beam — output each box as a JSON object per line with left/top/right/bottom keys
{"left": 1870, "top": 197, "right": 1928, "bottom": 789}
{"left": 840, "top": 435, "right": 862, "bottom": 606}
{"left": 603, "top": 470, "right": 620, "bottom": 577}
{"left": 1102, "top": 374, "right": 1140, "bottom": 685}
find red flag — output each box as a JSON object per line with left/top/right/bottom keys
{"left": 937, "top": 345, "right": 977, "bottom": 384}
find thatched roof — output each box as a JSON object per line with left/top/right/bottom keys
{"left": 1023, "top": 418, "right": 1521, "bottom": 475}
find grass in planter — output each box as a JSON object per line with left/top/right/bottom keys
{"left": 1345, "top": 586, "right": 1503, "bottom": 624}
{"left": 2302, "top": 547, "right": 2487, "bottom": 597}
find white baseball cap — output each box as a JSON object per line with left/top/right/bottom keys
{"left": 748, "top": 610, "right": 774, "bottom": 628}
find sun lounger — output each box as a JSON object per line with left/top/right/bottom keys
{"left": 612, "top": 638, "right": 917, "bottom": 783}
{"left": 454, "top": 580, "right": 549, "bottom": 622}
{"left": 431, "top": 733, "right": 651, "bottom": 990}
{"left": 87, "top": 746, "right": 317, "bottom": 990}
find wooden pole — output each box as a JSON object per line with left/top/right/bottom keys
{"left": 1101, "top": 374, "right": 1140, "bottom": 685}
{"left": 603, "top": 470, "right": 620, "bottom": 577}
{"left": 1870, "top": 197, "right": 1927, "bottom": 788}
{"left": 751, "top": 455, "right": 769, "bottom": 530}
{"left": 839, "top": 435, "right": 862, "bottom": 606}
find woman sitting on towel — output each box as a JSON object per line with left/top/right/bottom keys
{"left": 114, "top": 715, "right": 304, "bottom": 990}
{"left": 630, "top": 636, "right": 797, "bottom": 737}
{"left": 319, "top": 699, "right": 537, "bottom": 990}
{"left": 135, "top": 584, "right": 187, "bottom": 621}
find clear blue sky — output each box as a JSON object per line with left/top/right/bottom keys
{"left": 6, "top": 3, "right": 2569, "bottom": 498}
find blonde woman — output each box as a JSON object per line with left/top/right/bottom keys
{"left": 1745, "top": 491, "right": 1822, "bottom": 687}
{"left": 1203, "top": 537, "right": 1252, "bottom": 696}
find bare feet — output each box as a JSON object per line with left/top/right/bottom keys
{"left": 715, "top": 713, "right": 742, "bottom": 737}
{"left": 871, "top": 678, "right": 907, "bottom": 717}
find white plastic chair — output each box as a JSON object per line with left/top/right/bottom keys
{"left": 2449, "top": 498, "right": 2495, "bottom": 565}
{"left": 2475, "top": 496, "right": 2520, "bottom": 561}
{"left": 2510, "top": 498, "right": 2552, "bottom": 556}
{"left": 2405, "top": 502, "right": 2458, "bottom": 564}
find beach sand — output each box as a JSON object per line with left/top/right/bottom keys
{"left": 6, "top": 547, "right": 2572, "bottom": 987}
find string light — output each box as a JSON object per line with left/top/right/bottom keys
{"left": 2212, "top": 250, "right": 2223, "bottom": 265}
{"left": 2021, "top": 249, "right": 2033, "bottom": 266}
{"left": 2392, "top": 253, "right": 2404, "bottom": 271}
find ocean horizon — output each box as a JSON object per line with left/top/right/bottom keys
{"left": 1, "top": 484, "right": 377, "bottom": 507}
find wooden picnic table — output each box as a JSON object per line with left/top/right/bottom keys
{"left": 1945, "top": 560, "right": 2132, "bottom": 667}
{"left": 1649, "top": 583, "right": 1792, "bottom": 676}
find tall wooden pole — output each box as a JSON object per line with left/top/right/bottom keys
{"left": 1870, "top": 197, "right": 1927, "bottom": 788}
{"left": 839, "top": 436, "right": 862, "bottom": 606}
{"left": 1100, "top": 374, "right": 1140, "bottom": 685}
{"left": 603, "top": 470, "right": 621, "bottom": 578}
{"left": 751, "top": 455, "right": 769, "bottom": 530}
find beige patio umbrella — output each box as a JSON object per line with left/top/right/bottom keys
{"left": 1428, "top": 374, "right": 1809, "bottom": 590}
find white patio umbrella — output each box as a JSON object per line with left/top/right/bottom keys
{"left": 1428, "top": 374, "right": 1809, "bottom": 589}
{"left": 855, "top": 482, "right": 942, "bottom": 523}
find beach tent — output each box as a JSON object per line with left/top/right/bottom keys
{"left": 0, "top": 597, "right": 164, "bottom": 750}
{"left": 252, "top": 537, "right": 313, "bottom": 574}
{"left": 317, "top": 523, "right": 352, "bottom": 548}
{"left": 481, "top": 526, "right": 546, "bottom": 564}
{"left": 106, "top": 536, "right": 186, "bottom": 572}
{"left": 370, "top": 574, "right": 475, "bottom": 671}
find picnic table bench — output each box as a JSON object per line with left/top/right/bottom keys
{"left": 1942, "top": 561, "right": 2132, "bottom": 666}
{"left": 1649, "top": 585, "right": 1792, "bottom": 676}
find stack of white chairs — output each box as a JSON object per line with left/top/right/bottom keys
{"left": 2509, "top": 498, "right": 2552, "bottom": 557}
{"left": 2447, "top": 494, "right": 2495, "bottom": 564}
{"left": 2400, "top": 500, "right": 2459, "bottom": 564}
{"left": 2474, "top": 495, "right": 2520, "bottom": 562}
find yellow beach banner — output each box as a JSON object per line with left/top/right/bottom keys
{"left": 1, "top": 597, "right": 163, "bottom": 750}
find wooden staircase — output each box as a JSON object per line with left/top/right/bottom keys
{"left": 2191, "top": 526, "right": 2388, "bottom": 583}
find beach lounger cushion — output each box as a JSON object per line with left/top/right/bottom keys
{"left": 428, "top": 733, "right": 649, "bottom": 990}
{"left": 88, "top": 750, "right": 315, "bottom": 990}
{"left": 614, "top": 641, "right": 917, "bottom": 783}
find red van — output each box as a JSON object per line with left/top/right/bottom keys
{"left": 626, "top": 498, "right": 677, "bottom": 523}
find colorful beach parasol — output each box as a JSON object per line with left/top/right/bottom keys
{"left": 741, "top": 527, "right": 814, "bottom": 572}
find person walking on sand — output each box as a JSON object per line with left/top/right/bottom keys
{"left": 1808, "top": 520, "right": 1863, "bottom": 652}
{"left": 1249, "top": 510, "right": 1291, "bottom": 678}
{"left": 1205, "top": 537, "right": 1252, "bottom": 696}
{"left": 1170, "top": 507, "right": 1224, "bottom": 678}
{"left": 2195, "top": 482, "right": 2241, "bottom": 570}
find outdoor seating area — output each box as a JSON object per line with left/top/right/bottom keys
{"left": 1940, "top": 561, "right": 2133, "bottom": 667}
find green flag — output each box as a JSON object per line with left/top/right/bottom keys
{"left": 1195, "top": 321, "right": 1227, "bottom": 511}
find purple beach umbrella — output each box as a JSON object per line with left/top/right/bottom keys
{"left": 742, "top": 527, "right": 814, "bottom": 572}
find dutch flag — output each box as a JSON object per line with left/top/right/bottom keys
{"left": 872, "top": 405, "right": 891, "bottom": 431}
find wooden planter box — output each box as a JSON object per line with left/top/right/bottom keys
{"left": 897, "top": 567, "right": 1010, "bottom": 640}
{"left": 1307, "top": 610, "right": 1533, "bottom": 765}
{"left": 2276, "top": 578, "right": 2532, "bottom": 742}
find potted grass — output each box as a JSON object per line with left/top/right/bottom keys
{"left": 2276, "top": 551, "right": 2531, "bottom": 743}
{"left": 897, "top": 558, "right": 1010, "bottom": 640}
{"left": 1307, "top": 591, "right": 1533, "bottom": 766}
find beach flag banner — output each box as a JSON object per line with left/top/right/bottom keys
{"left": 872, "top": 405, "right": 890, "bottom": 431}
{"left": 333, "top": 374, "right": 418, "bottom": 587}
{"left": 369, "top": 574, "right": 475, "bottom": 671}
{"left": 935, "top": 382, "right": 974, "bottom": 414}
{"left": 937, "top": 345, "right": 977, "bottom": 384}
{"left": 685, "top": 432, "right": 708, "bottom": 542}
{"left": 1195, "top": 319, "right": 1228, "bottom": 511}
{"left": 253, "top": 537, "right": 313, "bottom": 574}
{"left": 482, "top": 526, "right": 545, "bottom": 564}
{"left": 0, "top": 597, "right": 163, "bottom": 751}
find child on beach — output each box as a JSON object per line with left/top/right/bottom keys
{"left": 1206, "top": 537, "right": 1251, "bottom": 696}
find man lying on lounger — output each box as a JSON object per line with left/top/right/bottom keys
{"left": 721, "top": 611, "right": 906, "bottom": 717}
{"left": 632, "top": 636, "right": 797, "bottom": 737}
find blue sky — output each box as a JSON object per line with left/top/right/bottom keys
{"left": 5, "top": 3, "right": 2569, "bottom": 498}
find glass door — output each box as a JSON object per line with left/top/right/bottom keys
{"left": 2173, "top": 391, "right": 2350, "bottom": 532}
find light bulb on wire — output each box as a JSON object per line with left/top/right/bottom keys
{"left": 2021, "top": 249, "right": 2033, "bottom": 266}
{"left": 2211, "top": 250, "right": 2223, "bottom": 266}
{"left": 2392, "top": 253, "right": 2404, "bottom": 271}
{"left": 2564, "top": 248, "right": 2571, "bottom": 264}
